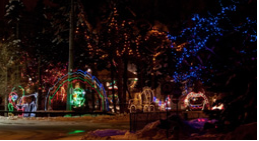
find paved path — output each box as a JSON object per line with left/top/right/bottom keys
{"left": 0, "top": 119, "right": 129, "bottom": 140}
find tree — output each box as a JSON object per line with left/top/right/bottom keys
{"left": 0, "top": 37, "right": 20, "bottom": 112}
{"left": 1, "top": 0, "right": 25, "bottom": 112}
{"left": 168, "top": 0, "right": 256, "bottom": 129}
{"left": 80, "top": 2, "right": 176, "bottom": 113}
{"left": 135, "top": 27, "right": 173, "bottom": 90}
{"left": 4, "top": 0, "right": 25, "bottom": 39}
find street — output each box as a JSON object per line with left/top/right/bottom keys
{"left": 0, "top": 119, "right": 129, "bottom": 140}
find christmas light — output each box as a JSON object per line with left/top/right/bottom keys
{"left": 128, "top": 88, "right": 155, "bottom": 113}
{"left": 17, "top": 93, "right": 38, "bottom": 117}
{"left": 184, "top": 92, "right": 209, "bottom": 111}
{"left": 71, "top": 88, "right": 86, "bottom": 108}
{"left": 211, "top": 103, "right": 224, "bottom": 110}
{"left": 168, "top": 0, "right": 256, "bottom": 83}
{"left": 45, "top": 70, "right": 109, "bottom": 111}
{"left": 8, "top": 86, "right": 25, "bottom": 112}
{"left": 8, "top": 92, "right": 18, "bottom": 112}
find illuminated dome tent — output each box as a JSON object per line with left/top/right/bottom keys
{"left": 183, "top": 92, "right": 209, "bottom": 111}
{"left": 45, "top": 70, "right": 109, "bottom": 111}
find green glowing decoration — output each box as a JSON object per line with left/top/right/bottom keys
{"left": 19, "top": 86, "right": 25, "bottom": 96}
{"left": 8, "top": 85, "right": 25, "bottom": 112}
{"left": 8, "top": 103, "right": 14, "bottom": 112}
{"left": 71, "top": 88, "right": 86, "bottom": 108}
{"left": 11, "top": 86, "right": 25, "bottom": 96}
{"left": 46, "top": 70, "right": 108, "bottom": 111}
{"left": 48, "top": 77, "right": 105, "bottom": 110}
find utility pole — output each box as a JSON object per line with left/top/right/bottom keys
{"left": 67, "top": 0, "right": 74, "bottom": 111}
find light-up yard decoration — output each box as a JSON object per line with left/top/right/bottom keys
{"left": 45, "top": 70, "right": 109, "bottom": 111}
{"left": 152, "top": 96, "right": 171, "bottom": 111}
{"left": 8, "top": 92, "right": 18, "bottom": 112}
{"left": 211, "top": 103, "right": 224, "bottom": 110}
{"left": 8, "top": 86, "right": 25, "bottom": 112}
{"left": 17, "top": 93, "right": 38, "bottom": 117}
{"left": 164, "top": 96, "right": 171, "bottom": 110}
{"left": 128, "top": 78, "right": 138, "bottom": 89}
{"left": 128, "top": 87, "right": 156, "bottom": 113}
{"left": 106, "top": 81, "right": 118, "bottom": 90}
{"left": 8, "top": 86, "right": 38, "bottom": 117}
{"left": 71, "top": 83, "right": 86, "bottom": 108}
{"left": 183, "top": 92, "right": 209, "bottom": 111}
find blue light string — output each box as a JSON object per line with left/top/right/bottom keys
{"left": 169, "top": 0, "right": 256, "bottom": 83}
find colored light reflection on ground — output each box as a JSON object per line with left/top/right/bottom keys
{"left": 68, "top": 130, "right": 85, "bottom": 135}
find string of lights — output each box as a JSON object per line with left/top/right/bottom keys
{"left": 168, "top": 0, "right": 256, "bottom": 83}
{"left": 45, "top": 70, "right": 109, "bottom": 111}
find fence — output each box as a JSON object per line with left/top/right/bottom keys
{"left": 0, "top": 110, "right": 115, "bottom": 117}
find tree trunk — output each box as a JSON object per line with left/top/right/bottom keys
{"left": 37, "top": 56, "right": 42, "bottom": 110}
{"left": 91, "top": 88, "right": 95, "bottom": 112}
{"left": 91, "top": 63, "right": 97, "bottom": 76}
{"left": 123, "top": 58, "right": 128, "bottom": 113}
{"left": 137, "top": 62, "right": 144, "bottom": 91}
{"left": 127, "top": 85, "right": 132, "bottom": 99}
{"left": 151, "top": 57, "right": 155, "bottom": 89}
{"left": 67, "top": 0, "right": 74, "bottom": 111}
{"left": 110, "top": 58, "right": 117, "bottom": 113}
{"left": 4, "top": 69, "right": 7, "bottom": 116}
{"left": 117, "top": 58, "right": 124, "bottom": 113}
{"left": 16, "top": 22, "right": 19, "bottom": 39}
{"left": 151, "top": 73, "right": 155, "bottom": 89}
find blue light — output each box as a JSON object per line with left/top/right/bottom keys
{"left": 167, "top": 0, "right": 256, "bottom": 84}
{"left": 240, "top": 50, "right": 246, "bottom": 54}
{"left": 250, "top": 35, "right": 257, "bottom": 42}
